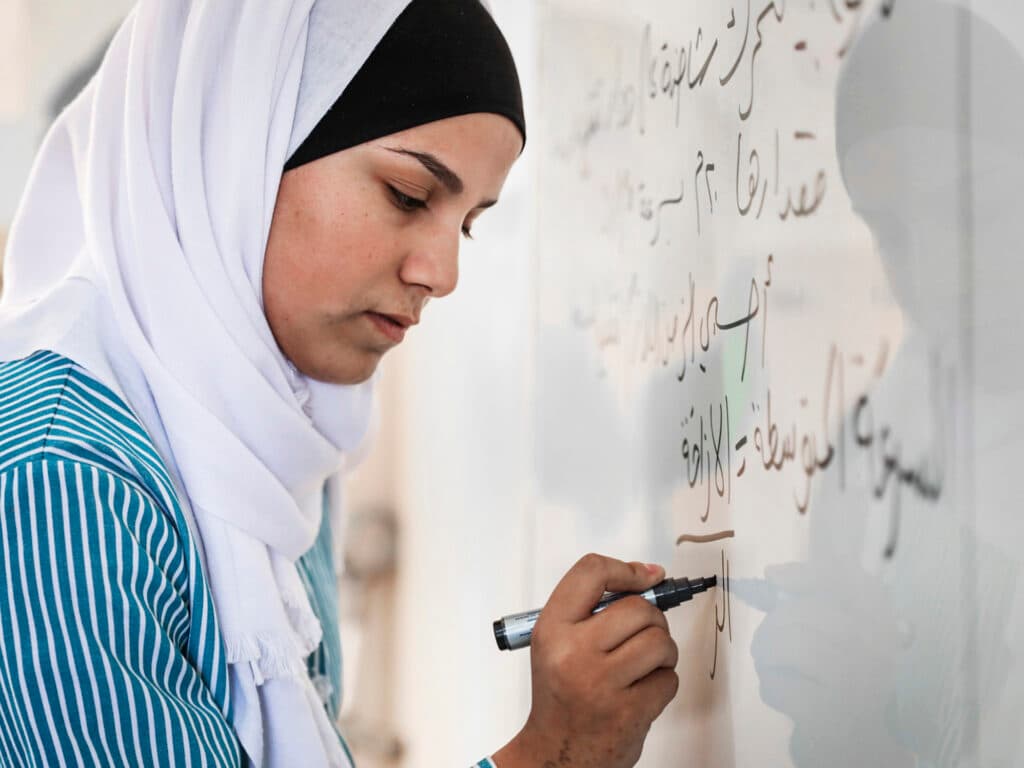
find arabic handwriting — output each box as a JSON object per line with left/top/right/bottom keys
{"left": 681, "top": 341, "right": 948, "bottom": 554}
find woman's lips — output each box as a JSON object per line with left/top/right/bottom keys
{"left": 365, "top": 311, "right": 407, "bottom": 343}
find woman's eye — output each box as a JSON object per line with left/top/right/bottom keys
{"left": 387, "top": 184, "right": 427, "bottom": 212}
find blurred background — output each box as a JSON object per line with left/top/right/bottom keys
{"left": 0, "top": 1, "right": 539, "bottom": 765}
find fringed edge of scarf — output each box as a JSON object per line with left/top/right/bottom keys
{"left": 227, "top": 632, "right": 317, "bottom": 685}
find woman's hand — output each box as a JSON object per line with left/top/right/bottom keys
{"left": 493, "top": 554, "right": 679, "bottom": 768}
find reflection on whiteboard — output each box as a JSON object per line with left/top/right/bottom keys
{"left": 530, "top": 0, "right": 1024, "bottom": 765}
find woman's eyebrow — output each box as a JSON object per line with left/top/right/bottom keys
{"left": 385, "top": 147, "right": 464, "bottom": 195}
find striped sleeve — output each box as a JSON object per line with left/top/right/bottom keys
{"left": 0, "top": 458, "right": 241, "bottom": 768}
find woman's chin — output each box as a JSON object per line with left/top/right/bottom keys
{"left": 300, "top": 348, "right": 383, "bottom": 386}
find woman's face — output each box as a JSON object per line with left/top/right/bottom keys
{"left": 263, "top": 112, "right": 522, "bottom": 384}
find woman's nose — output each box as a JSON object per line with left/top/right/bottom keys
{"left": 398, "top": 224, "right": 460, "bottom": 298}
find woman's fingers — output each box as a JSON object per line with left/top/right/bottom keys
{"left": 521, "top": 553, "right": 681, "bottom": 768}
{"left": 607, "top": 623, "right": 680, "bottom": 688}
{"left": 543, "top": 553, "right": 665, "bottom": 623}
{"left": 585, "top": 595, "right": 670, "bottom": 652}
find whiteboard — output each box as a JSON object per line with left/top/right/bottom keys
{"left": 529, "top": 0, "right": 1024, "bottom": 765}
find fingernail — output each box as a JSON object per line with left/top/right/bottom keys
{"left": 646, "top": 563, "right": 664, "bottom": 576}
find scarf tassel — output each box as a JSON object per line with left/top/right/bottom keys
{"left": 227, "top": 632, "right": 318, "bottom": 686}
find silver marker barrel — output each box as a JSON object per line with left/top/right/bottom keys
{"left": 493, "top": 575, "right": 717, "bottom": 651}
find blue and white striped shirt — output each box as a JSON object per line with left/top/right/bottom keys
{"left": 0, "top": 350, "right": 498, "bottom": 767}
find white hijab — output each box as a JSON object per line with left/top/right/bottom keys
{"left": 0, "top": 0, "right": 412, "bottom": 765}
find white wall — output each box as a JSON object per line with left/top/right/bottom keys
{"left": 0, "top": 1, "right": 133, "bottom": 227}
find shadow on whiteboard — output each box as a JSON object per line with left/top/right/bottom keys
{"left": 747, "top": 2, "right": 1024, "bottom": 766}
{"left": 536, "top": 281, "right": 741, "bottom": 567}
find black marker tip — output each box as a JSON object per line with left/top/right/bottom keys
{"left": 691, "top": 575, "right": 716, "bottom": 592}
{"left": 655, "top": 575, "right": 719, "bottom": 610}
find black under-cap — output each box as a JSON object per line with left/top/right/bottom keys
{"left": 284, "top": 0, "right": 526, "bottom": 171}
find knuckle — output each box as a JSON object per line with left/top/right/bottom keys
{"left": 619, "top": 595, "right": 649, "bottom": 614}
{"left": 648, "top": 668, "right": 679, "bottom": 710}
{"left": 577, "top": 552, "right": 606, "bottom": 572}
{"left": 625, "top": 560, "right": 650, "bottom": 585}
{"left": 642, "top": 623, "right": 668, "bottom": 645}
{"left": 647, "top": 602, "right": 670, "bottom": 629}
{"left": 545, "top": 642, "right": 578, "bottom": 683}
{"left": 667, "top": 640, "right": 680, "bottom": 668}
{"left": 664, "top": 670, "right": 680, "bottom": 701}
{"left": 641, "top": 625, "right": 678, "bottom": 665}
{"left": 529, "top": 619, "right": 549, "bottom": 649}
{"left": 618, "top": 595, "right": 660, "bottom": 624}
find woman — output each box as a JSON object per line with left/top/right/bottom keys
{"left": 0, "top": 1, "right": 678, "bottom": 766}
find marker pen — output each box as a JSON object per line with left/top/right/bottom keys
{"left": 493, "top": 575, "right": 718, "bottom": 651}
